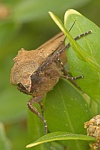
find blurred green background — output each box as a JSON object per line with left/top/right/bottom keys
{"left": 0, "top": 0, "right": 100, "bottom": 150}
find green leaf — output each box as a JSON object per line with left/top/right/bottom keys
{"left": 49, "top": 11, "right": 100, "bottom": 73}
{"left": 44, "top": 79, "right": 92, "bottom": 150}
{"left": 49, "top": 11, "right": 67, "bottom": 35}
{"left": 64, "top": 9, "right": 100, "bottom": 103}
{"left": 26, "top": 131, "right": 95, "bottom": 148}
{"left": 45, "top": 79, "right": 91, "bottom": 132}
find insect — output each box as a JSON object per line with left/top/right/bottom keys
{"left": 10, "top": 26, "right": 92, "bottom": 133}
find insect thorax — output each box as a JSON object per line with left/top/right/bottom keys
{"left": 30, "top": 61, "right": 63, "bottom": 97}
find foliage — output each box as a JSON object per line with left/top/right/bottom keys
{"left": 26, "top": 10, "right": 100, "bottom": 150}
{"left": 0, "top": 0, "right": 100, "bottom": 150}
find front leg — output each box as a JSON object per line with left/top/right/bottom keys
{"left": 27, "top": 95, "right": 48, "bottom": 134}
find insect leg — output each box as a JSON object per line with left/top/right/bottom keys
{"left": 64, "top": 75, "right": 84, "bottom": 80}
{"left": 27, "top": 96, "right": 48, "bottom": 134}
{"left": 58, "top": 59, "right": 83, "bottom": 82}
{"left": 36, "top": 30, "right": 92, "bottom": 74}
{"left": 38, "top": 101, "right": 44, "bottom": 116}
{"left": 57, "top": 57, "right": 83, "bottom": 81}
{"left": 69, "top": 20, "right": 76, "bottom": 32}
{"left": 57, "top": 30, "right": 92, "bottom": 57}
{"left": 57, "top": 58, "right": 68, "bottom": 75}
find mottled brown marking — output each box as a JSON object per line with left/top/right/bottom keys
{"left": 10, "top": 32, "right": 66, "bottom": 96}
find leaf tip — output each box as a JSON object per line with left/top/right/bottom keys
{"left": 26, "top": 145, "right": 29, "bottom": 148}
{"left": 26, "top": 142, "right": 38, "bottom": 148}
{"left": 48, "top": 11, "right": 53, "bottom": 16}
{"left": 26, "top": 144, "right": 32, "bottom": 148}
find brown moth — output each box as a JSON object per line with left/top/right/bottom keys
{"left": 10, "top": 30, "right": 92, "bottom": 133}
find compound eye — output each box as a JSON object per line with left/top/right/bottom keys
{"left": 17, "top": 83, "right": 28, "bottom": 94}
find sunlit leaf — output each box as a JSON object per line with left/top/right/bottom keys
{"left": 26, "top": 131, "right": 95, "bottom": 148}
{"left": 49, "top": 11, "right": 100, "bottom": 73}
